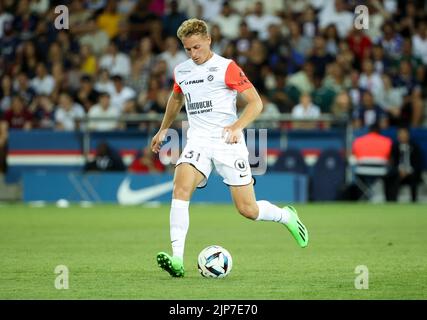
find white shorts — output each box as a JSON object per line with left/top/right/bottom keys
{"left": 176, "top": 137, "right": 253, "bottom": 188}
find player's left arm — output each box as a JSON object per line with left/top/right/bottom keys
{"left": 223, "top": 61, "right": 263, "bottom": 144}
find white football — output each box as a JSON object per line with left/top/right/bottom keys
{"left": 197, "top": 245, "right": 233, "bottom": 278}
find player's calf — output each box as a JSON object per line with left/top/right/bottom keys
{"left": 235, "top": 202, "right": 259, "bottom": 220}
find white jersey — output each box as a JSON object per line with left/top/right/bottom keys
{"left": 173, "top": 53, "right": 253, "bottom": 140}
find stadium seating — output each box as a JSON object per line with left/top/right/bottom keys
{"left": 271, "top": 148, "right": 308, "bottom": 174}
{"left": 311, "top": 149, "right": 346, "bottom": 201}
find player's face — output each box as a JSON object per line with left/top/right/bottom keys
{"left": 182, "top": 34, "right": 212, "bottom": 65}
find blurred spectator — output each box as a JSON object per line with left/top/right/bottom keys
{"left": 243, "top": 39, "right": 268, "bottom": 94}
{"left": 352, "top": 91, "right": 389, "bottom": 129}
{"left": 128, "top": 37, "right": 157, "bottom": 94}
{"left": 84, "top": 141, "right": 126, "bottom": 172}
{"left": 99, "top": 42, "right": 131, "bottom": 78}
{"left": 75, "top": 75, "right": 100, "bottom": 112}
{"left": 212, "top": 1, "right": 241, "bottom": 40}
{"left": 88, "top": 92, "right": 120, "bottom": 131}
{"left": 0, "top": 75, "right": 13, "bottom": 113}
{"left": 162, "top": 0, "right": 188, "bottom": 37}
{"left": 148, "top": 0, "right": 166, "bottom": 17}
{"left": 16, "top": 41, "right": 38, "bottom": 79}
{"left": 385, "top": 127, "right": 423, "bottom": 202}
{"left": 158, "top": 36, "right": 187, "bottom": 82}
{"left": 318, "top": 0, "right": 353, "bottom": 39}
{"left": 308, "top": 36, "right": 335, "bottom": 79}
{"left": 301, "top": 5, "right": 318, "bottom": 39}
{"left": 371, "top": 44, "right": 392, "bottom": 75}
{"left": 323, "top": 24, "right": 340, "bottom": 56}
{"left": 263, "top": 24, "right": 287, "bottom": 69}
{"left": 54, "top": 92, "right": 85, "bottom": 131}
{"left": 31, "top": 94, "right": 55, "bottom": 129}
{"left": 377, "top": 21, "right": 404, "bottom": 60}
{"left": 347, "top": 28, "right": 373, "bottom": 64}
{"left": 210, "top": 24, "right": 228, "bottom": 56}
{"left": 376, "top": 74, "right": 404, "bottom": 126}
{"left": 197, "top": 0, "right": 224, "bottom": 22}
{"left": 322, "top": 62, "right": 345, "bottom": 95}
{"left": 127, "top": 0, "right": 159, "bottom": 41}
{"left": 108, "top": 75, "right": 136, "bottom": 112}
{"left": 394, "top": 38, "right": 423, "bottom": 74}
{"left": 129, "top": 146, "right": 165, "bottom": 173}
{"left": 0, "top": 119, "right": 7, "bottom": 174}
{"left": 249, "top": 94, "right": 280, "bottom": 129}
{"left": 79, "top": 44, "right": 98, "bottom": 76}
{"left": 358, "top": 58, "right": 384, "bottom": 104}
{"left": 121, "top": 98, "right": 142, "bottom": 130}
{"left": 2, "top": 96, "right": 33, "bottom": 129}
{"left": 291, "top": 92, "right": 321, "bottom": 129}
{"left": 78, "top": 17, "right": 110, "bottom": 56}
{"left": 287, "top": 20, "right": 313, "bottom": 69}
{"left": 96, "top": 0, "right": 123, "bottom": 39}
{"left": 412, "top": 20, "right": 427, "bottom": 65}
{"left": 14, "top": 72, "right": 36, "bottom": 105}
{"left": 69, "top": 0, "right": 93, "bottom": 32}
{"left": 14, "top": 0, "right": 39, "bottom": 41}
{"left": 346, "top": 69, "right": 364, "bottom": 107}
{"left": 331, "top": 91, "right": 352, "bottom": 121}
{"left": 30, "top": 63, "right": 55, "bottom": 96}
{"left": 85, "top": 0, "right": 107, "bottom": 11}
{"left": 351, "top": 124, "right": 393, "bottom": 200}
{"left": 234, "top": 21, "right": 254, "bottom": 65}
{"left": 392, "top": 60, "right": 424, "bottom": 126}
{"left": 94, "top": 69, "right": 115, "bottom": 93}
{"left": 287, "top": 61, "right": 315, "bottom": 94}
{"left": 0, "top": 20, "right": 19, "bottom": 70}
{"left": 117, "top": 0, "right": 138, "bottom": 16}
{"left": 0, "top": 2, "right": 13, "bottom": 39}
{"left": 245, "top": 1, "right": 281, "bottom": 40}
{"left": 268, "top": 73, "right": 294, "bottom": 113}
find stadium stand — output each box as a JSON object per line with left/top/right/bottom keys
{"left": 0, "top": 0, "right": 427, "bottom": 202}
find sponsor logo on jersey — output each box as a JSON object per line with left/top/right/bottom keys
{"left": 184, "top": 79, "right": 204, "bottom": 85}
{"left": 234, "top": 159, "right": 247, "bottom": 171}
{"left": 207, "top": 75, "right": 214, "bottom": 81}
{"left": 208, "top": 67, "right": 219, "bottom": 72}
{"left": 186, "top": 100, "right": 213, "bottom": 115}
{"left": 178, "top": 70, "right": 191, "bottom": 74}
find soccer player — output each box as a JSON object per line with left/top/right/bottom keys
{"left": 151, "top": 19, "right": 309, "bottom": 277}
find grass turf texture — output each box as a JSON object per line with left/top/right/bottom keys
{"left": 0, "top": 203, "right": 426, "bottom": 299}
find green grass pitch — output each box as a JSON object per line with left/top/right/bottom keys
{"left": 0, "top": 203, "right": 426, "bottom": 299}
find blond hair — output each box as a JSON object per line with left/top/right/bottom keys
{"left": 177, "top": 18, "right": 209, "bottom": 40}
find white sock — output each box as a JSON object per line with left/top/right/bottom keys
{"left": 170, "top": 199, "right": 190, "bottom": 260}
{"left": 256, "top": 200, "right": 290, "bottom": 224}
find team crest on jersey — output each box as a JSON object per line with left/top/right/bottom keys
{"left": 234, "top": 159, "right": 247, "bottom": 171}
{"left": 207, "top": 75, "right": 214, "bottom": 81}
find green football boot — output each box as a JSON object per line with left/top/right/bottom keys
{"left": 283, "top": 206, "right": 309, "bottom": 248}
{"left": 156, "top": 252, "right": 185, "bottom": 277}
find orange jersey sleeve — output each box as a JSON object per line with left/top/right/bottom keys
{"left": 225, "top": 61, "right": 253, "bottom": 93}
{"left": 173, "top": 73, "right": 183, "bottom": 93}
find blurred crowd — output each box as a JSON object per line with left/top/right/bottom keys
{"left": 0, "top": 0, "right": 427, "bottom": 135}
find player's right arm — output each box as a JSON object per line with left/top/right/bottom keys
{"left": 150, "top": 90, "right": 184, "bottom": 153}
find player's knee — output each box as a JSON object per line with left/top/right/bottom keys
{"left": 173, "top": 184, "right": 193, "bottom": 200}
{"left": 236, "top": 203, "right": 259, "bottom": 220}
